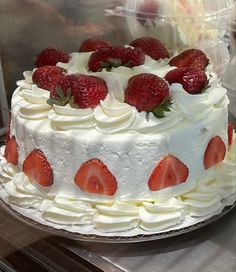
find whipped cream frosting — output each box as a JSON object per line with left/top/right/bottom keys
{"left": 1, "top": 139, "right": 236, "bottom": 232}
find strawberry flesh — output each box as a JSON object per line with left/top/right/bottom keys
{"left": 4, "top": 136, "right": 18, "bottom": 165}
{"left": 74, "top": 158, "right": 117, "bottom": 196}
{"left": 129, "top": 36, "right": 169, "bottom": 60}
{"left": 124, "top": 73, "right": 169, "bottom": 112}
{"left": 35, "top": 47, "right": 69, "bottom": 68}
{"left": 204, "top": 136, "right": 226, "bottom": 169}
{"left": 23, "top": 149, "right": 53, "bottom": 187}
{"left": 165, "top": 67, "right": 208, "bottom": 94}
{"left": 79, "top": 38, "right": 112, "bottom": 52}
{"left": 148, "top": 155, "right": 189, "bottom": 191}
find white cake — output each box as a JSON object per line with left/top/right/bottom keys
{"left": 0, "top": 43, "right": 236, "bottom": 234}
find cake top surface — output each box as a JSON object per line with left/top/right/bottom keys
{"left": 13, "top": 37, "right": 227, "bottom": 134}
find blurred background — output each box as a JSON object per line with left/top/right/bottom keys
{"left": 0, "top": 0, "right": 236, "bottom": 132}
{"left": 0, "top": 0, "right": 129, "bottom": 101}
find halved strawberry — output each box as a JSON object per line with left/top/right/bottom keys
{"left": 148, "top": 155, "right": 189, "bottom": 191}
{"left": 228, "top": 122, "right": 235, "bottom": 147}
{"left": 164, "top": 67, "right": 208, "bottom": 94}
{"left": 32, "top": 66, "right": 65, "bottom": 90}
{"left": 79, "top": 38, "right": 112, "bottom": 52}
{"left": 204, "top": 136, "right": 226, "bottom": 169}
{"left": 35, "top": 47, "right": 69, "bottom": 68}
{"left": 169, "top": 49, "right": 209, "bottom": 71}
{"left": 4, "top": 136, "right": 18, "bottom": 165}
{"left": 74, "top": 158, "right": 117, "bottom": 196}
{"left": 23, "top": 149, "right": 53, "bottom": 187}
{"left": 129, "top": 36, "right": 169, "bottom": 60}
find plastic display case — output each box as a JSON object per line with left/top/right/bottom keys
{"left": 0, "top": 57, "right": 9, "bottom": 136}
{"left": 0, "top": 1, "right": 236, "bottom": 271}
{"left": 107, "top": 0, "right": 235, "bottom": 75}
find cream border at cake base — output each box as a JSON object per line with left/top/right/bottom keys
{"left": 1, "top": 182, "right": 235, "bottom": 240}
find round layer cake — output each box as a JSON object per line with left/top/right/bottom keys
{"left": 0, "top": 38, "right": 236, "bottom": 234}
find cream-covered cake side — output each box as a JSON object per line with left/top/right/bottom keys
{"left": 8, "top": 92, "right": 228, "bottom": 202}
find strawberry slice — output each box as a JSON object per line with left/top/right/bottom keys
{"left": 23, "top": 149, "right": 53, "bottom": 187}
{"left": 74, "top": 158, "right": 117, "bottom": 196}
{"left": 228, "top": 122, "right": 234, "bottom": 147}
{"left": 79, "top": 38, "right": 112, "bottom": 52}
{"left": 32, "top": 66, "right": 65, "bottom": 90}
{"left": 35, "top": 47, "right": 69, "bottom": 68}
{"left": 204, "top": 136, "right": 226, "bottom": 169}
{"left": 129, "top": 36, "right": 169, "bottom": 60}
{"left": 148, "top": 155, "right": 189, "bottom": 191}
{"left": 4, "top": 136, "right": 18, "bottom": 165}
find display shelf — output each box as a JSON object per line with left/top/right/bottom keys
{"left": 0, "top": 200, "right": 236, "bottom": 272}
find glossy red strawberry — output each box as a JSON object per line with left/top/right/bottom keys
{"left": 35, "top": 47, "right": 69, "bottom": 68}
{"left": 70, "top": 74, "right": 108, "bottom": 108}
{"left": 48, "top": 74, "right": 108, "bottom": 109}
{"left": 129, "top": 36, "right": 169, "bottom": 60}
{"left": 227, "top": 122, "right": 234, "bottom": 147}
{"left": 79, "top": 38, "right": 112, "bottom": 52}
{"left": 23, "top": 149, "right": 53, "bottom": 187}
{"left": 136, "top": 0, "right": 159, "bottom": 26}
{"left": 4, "top": 136, "right": 18, "bottom": 165}
{"left": 124, "top": 73, "right": 170, "bottom": 114}
{"left": 165, "top": 67, "right": 208, "bottom": 94}
{"left": 88, "top": 46, "right": 145, "bottom": 72}
{"left": 169, "top": 49, "right": 209, "bottom": 70}
{"left": 204, "top": 136, "right": 226, "bottom": 169}
{"left": 49, "top": 75, "right": 72, "bottom": 98}
{"left": 74, "top": 158, "right": 117, "bottom": 196}
{"left": 32, "top": 66, "right": 65, "bottom": 90}
{"left": 148, "top": 155, "right": 189, "bottom": 191}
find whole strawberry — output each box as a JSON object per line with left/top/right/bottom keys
{"left": 32, "top": 66, "right": 65, "bottom": 90}
{"left": 48, "top": 74, "right": 108, "bottom": 109}
{"left": 49, "top": 75, "right": 72, "bottom": 98}
{"left": 169, "top": 49, "right": 209, "bottom": 70}
{"left": 79, "top": 38, "right": 112, "bottom": 52}
{"left": 124, "top": 73, "right": 170, "bottom": 117}
{"left": 68, "top": 74, "right": 108, "bottom": 108}
{"left": 129, "top": 37, "right": 169, "bottom": 60}
{"left": 88, "top": 46, "right": 145, "bottom": 72}
{"left": 35, "top": 47, "right": 69, "bottom": 67}
{"left": 165, "top": 67, "right": 208, "bottom": 94}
